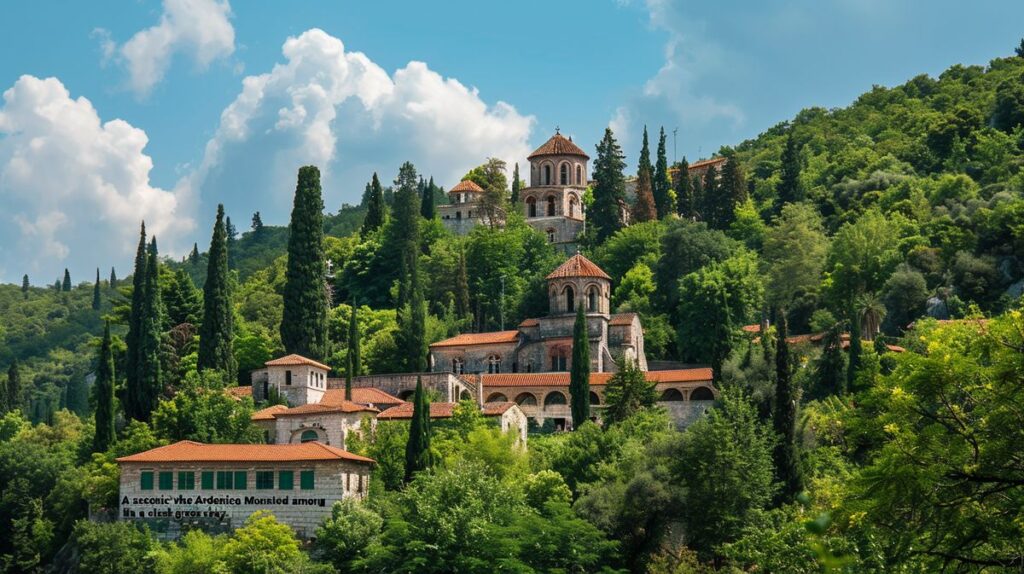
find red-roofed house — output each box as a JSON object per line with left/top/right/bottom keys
{"left": 438, "top": 179, "right": 498, "bottom": 234}
{"left": 376, "top": 401, "right": 528, "bottom": 443}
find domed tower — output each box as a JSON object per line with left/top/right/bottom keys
{"left": 545, "top": 253, "right": 611, "bottom": 317}
{"left": 521, "top": 129, "right": 589, "bottom": 252}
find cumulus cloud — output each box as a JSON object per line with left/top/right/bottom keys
{"left": 0, "top": 75, "right": 193, "bottom": 282}
{"left": 102, "top": 0, "right": 234, "bottom": 96}
{"left": 189, "top": 28, "right": 534, "bottom": 219}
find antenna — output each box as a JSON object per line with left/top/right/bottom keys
{"left": 672, "top": 127, "right": 678, "bottom": 163}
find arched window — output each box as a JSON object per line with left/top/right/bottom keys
{"left": 460, "top": 390, "right": 472, "bottom": 401}
{"left": 690, "top": 386, "right": 715, "bottom": 401}
{"left": 515, "top": 392, "right": 537, "bottom": 406}
{"left": 526, "top": 197, "right": 537, "bottom": 218}
{"left": 589, "top": 391, "right": 601, "bottom": 405}
{"left": 576, "top": 165, "right": 583, "bottom": 185}
{"left": 564, "top": 285, "right": 575, "bottom": 313}
{"left": 587, "top": 286, "right": 598, "bottom": 312}
{"left": 455, "top": 211, "right": 462, "bottom": 220}
{"left": 544, "top": 164, "right": 552, "bottom": 185}
{"left": 560, "top": 163, "right": 568, "bottom": 185}
{"left": 660, "top": 388, "right": 684, "bottom": 402}
{"left": 486, "top": 392, "right": 508, "bottom": 402}
{"left": 543, "top": 391, "right": 567, "bottom": 407}
{"left": 300, "top": 430, "right": 319, "bottom": 443}
{"left": 487, "top": 355, "right": 501, "bottom": 374}
{"left": 547, "top": 196, "right": 556, "bottom": 216}
{"left": 452, "top": 357, "right": 465, "bottom": 375}
{"left": 569, "top": 196, "right": 578, "bottom": 218}
{"left": 546, "top": 228, "right": 556, "bottom": 243}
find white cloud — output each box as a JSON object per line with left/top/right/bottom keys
{"left": 0, "top": 75, "right": 193, "bottom": 283}
{"left": 189, "top": 28, "right": 534, "bottom": 219}
{"left": 103, "top": 0, "right": 235, "bottom": 96}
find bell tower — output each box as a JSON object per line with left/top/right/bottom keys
{"left": 521, "top": 129, "right": 589, "bottom": 252}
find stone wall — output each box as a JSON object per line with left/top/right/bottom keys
{"left": 429, "top": 341, "right": 519, "bottom": 377}
{"left": 250, "top": 365, "right": 327, "bottom": 406}
{"left": 660, "top": 400, "right": 716, "bottom": 429}
{"left": 332, "top": 372, "right": 477, "bottom": 404}
{"left": 270, "top": 412, "right": 365, "bottom": 449}
{"left": 118, "top": 460, "right": 370, "bottom": 540}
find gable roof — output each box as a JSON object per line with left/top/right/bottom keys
{"left": 545, "top": 253, "right": 611, "bottom": 281}
{"left": 271, "top": 402, "right": 379, "bottom": 417}
{"left": 609, "top": 312, "right": 638, "bottom": 326}
{"left": 116, "top": 440, "right": 374, "bottom": 464}
{"left": 429, "top": 330, "right": 520, "bottom": 348}
{"left": 528, "top": 132, "right": 589, "bottom": 160}
{"left": 480, "top": 368, "right": 714, "bottom": 387}
{"left": 252, "top": 404, "right": 289, "bottom": 421}
{"left": 450, "top": 179, "right": 484, "bottom": 193}
{"left": 319, "top": 387, "right": 405, "bottom": 406}
{"left": 264, "top": 354, "right": 331, "bottom": 371}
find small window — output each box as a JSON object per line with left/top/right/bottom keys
{"left": 300, "top": 429, "right": 319, "bottom": 443}
{"left": 286, "top": 370, "right": 292, "bottom": 385}
{"left": 234, "top": 471, "right": 247, "bottom": 490}
{"left": 560, "top": 163, "right": 568, "bottom": 185}
{"left": 256, "top": 471, "right": 274, "bottom": 490}
{"left": 216, "top": 470, "right": 233, "bottom": 489}
{"left": 547, "top": 228, "right": 556, "bottom": 243}
{"left": 158, "top": 471, "right": 173, "bottom": 490}
{"left": 279, "top": 470, "right": 294, "bottom": 490}
{"left": 201, "top": 471, "right": 214, "bottom": 490}
{"left": 300, "top": 470, "right": 314, "bottom": 490}
{"left": 547, "top": 196, "right": 556, "bottom": 216}
{"left": 140, "top": 471, "right": 154, "bottom": 491}
{"left": 452, "top": 358, "right": 465, "bottom": 375}
{"left": 178, "top": 471, "right": 195, "bottom": 490}
{"left": 576, "top": 165, "right": 582, "bottom": 185}
{"left": 488, "top": 355, "right": 501, "bottom": 374}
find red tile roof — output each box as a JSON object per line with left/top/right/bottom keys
{"left": 545, "top": 253, "right": 611, "bottom": 281}
{"left": 265, "top": 354, "right": 331, "bottom": 371}
{"left": 429, "top": 330, "right": 520, "bottom": 348}
{"left": 226, "top": 386, "right": 253, "bottom": 400}
{"left": 741, "top": 324, "right": 762, "bottom": 333}
{"left": 480, "top": 368, "right": 713, "bottom": 387}
{"left": 376, "top": 402, "right": 513, "bottom": 420}
{"left": 609, "top": 312, "right": 637, "bottom": 326}
{"left": 116, "top": 440, "right": 374, "bottom": 464}
{"left": 271, "top": 402, "right": 379, "bottom": 417}
{"left": 519, "top": 318, "right": 540, "bottom": 328}
{"left": 450, "top": 179, "right": 484, "bottom": 193}
{"left": 482, "top": 402, "right": 517, "bottom": 415}
{"left": 528, "top": 131, "right": 589, "bottom": 160}
{"left": 320, "top": 387, "right": 404, "bottom": 406}
{"left": 252, "top": 404, "right": 289, "bottom": 421}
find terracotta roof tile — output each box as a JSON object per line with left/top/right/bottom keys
{"left": 450, "top": 180, "right": 484, "bottom": 193}
{"left": 480, "top": 368, "right": 713, "bottom": 387}
{"left": 482, "top": 401, "right": 517, "bottom": 415}
{"left": 226, "top": 386, "right": 253, "bottom": 400}
{"left": 609, "top": 312, "right": 637, "bottom": 326}
{"left": 265, "top": 354, "right": 331, "bottom": 371}
{"left": 545, "top": 254, "right": 611, "bottom": 281}
{"left": 252, "top": 404, "right": 289, "bottom": 421}
{"left": 741, "top": 324, "right": 762, "bottom": 333}
{"left": 519, "top": 318, "right": 540, "bottom": 328}
{"left": 528, "top": 132, "right": 589, "bottom": 160}
{"left": 320, "top": 387, "right": 404, "bottom": 406}
{"left": 271, "top": 402, "right": 379, "bottom": 417}
{"left": 116, "top": 440, "right": 374, "bottom": 464}
{"left": 429, "top": 330, "right": 520, "bottom": 348}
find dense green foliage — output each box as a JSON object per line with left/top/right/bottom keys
{"left": 197, "top": 204, "right": 236, "bottom": 380}
{"left": 280, "top": 166, "right": 329, "bottom": 361}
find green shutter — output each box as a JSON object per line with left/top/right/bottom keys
{"left": 217, "top": 470, "right": 232, "bottom": 489}
{"left": 256, "top": 471, "right": 274, "bottom": 490}
{"left": 300, "top": 470, "right": 314, "bottom": 490}
{"left": 178, "top": 471, "right": 195, "bottom": 490}
{"left": 234, "top": 471, "right": 247, "bottom": 490}
{"left": 158, "top": 471, "right": 174, "bottom": 490}
{"left": 279, "top": 470, "right": 294, "bottom": 490}
{"left": 140, "top": 471, "right": 154, "bottom": 490}
{"left": 201, "top": 471, "right": 214, "bottom": 489}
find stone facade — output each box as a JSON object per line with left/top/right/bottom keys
{"left": 522, "top": 131, "right": 589, "bottom": 252}
{"left": 258, "top": 409, "right": 367, "bottom": 450}
{"left": 439, "top": 179, "right": 496, "bottom": 235}
{"left": 250, "top": 355, "right": 330, "bottom": 406}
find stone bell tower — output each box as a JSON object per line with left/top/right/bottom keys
{"left": 520, "top": 129, "right": 588, "bottom": 253}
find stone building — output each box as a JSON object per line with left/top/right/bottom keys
{"left": 377, "top": 401, "right": 529, "bottom": 444}
{"left": 438, "top": 179, "right": 494, "bottom": 235}
{"left": 250, "top": 354, "right": 330, "bottom": 406}
{"left": 520, "top": 130, "right": 588, "bottom": 252}
{"left": 116, "top": 441, "right": 373, "bottom": 539}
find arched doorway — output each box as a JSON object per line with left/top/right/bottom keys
{"left": 660, "top": 388, "right": 684, "bottom": 401}
{"left": 486, "top": 392, "right": 508, "bottom": 403}
{"left": 589, "top": 391, "right": 601, "bottom": 405}
{"left": 514, "top": 392, "right": 537, "bottom": 406}
{"left": 690, "top": 387, "right": 715, "bottom": 401}
{"left": 543, "top": 391, "right": 567, "bottom": 407}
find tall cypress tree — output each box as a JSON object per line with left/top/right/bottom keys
{"left": 109, "top": 268, "right": 117, "bottom": 289}
{"left": 124, "top": 223, "right": 148, "bottom": 422}
{"left": 392, "top": 162, "right": 421, "bottom": 304}
{"left": 135, "top": 239, "right": 163, "bottom": 421}
{"left": 62, "top": 269, "right": 72, "bottom": 291}
{"left": 638, "top": 126, "right": 653, "bottom": 180}
{"left": 21, "top": 275, "right": 29, "bottom": 299}
{"left": 674, "top": 159, "right": 693, "bottom": 218}
{"left": 699, "top": 164, "right": 719, "bottom": 223}
{"left": 346, "top": 302, "right": 360, "bottom": 401}
{"left": 404, "top": 376, "right": 432, "bottom": 483}
{"left": 281, "top": 166, "right": 329, "bottom": 361}
{"left": 400, "top": 262, "right": 428, "bottom": 373}
{"left": 654, "top": 127, "right": 674, "bottom": 217}
{"left": 5, "top": 361, "right": 20, "bottom": 413}
{"left": 690, "top": 173, "right": 704, "bottom": 220}
{"left": 92, "top": 268, "right": 102, "bottom": 310}
{"left": 776, "top": 129, "right": 803, "bottom": 211}
{"left": 511, "top": 162, "right": 522, "bottom": 204}
{"left": 591, "top": 128, "right": 627, "bottom": 242}
{"left": 198, "top": 204, "right": 237, "bottom": 380}
{"left": 420, "top": 176, "right": 435, "bottom": 220}
{"left": 361, "top": 172, "right": 386, "bottom": 235}
{"left": 773, "top": 307, "right": 801, "bottom": 500}
{"left": 569, "top": 303, "right": 591, "bottom": 429}
{"left": 93, "top": 321, "right": 116, "bottom": 453}
{"left": 225, "top": 216, "right": 238, "bottom": 269}
{"left": 633, "top": 165, "right": 657, "bottom": 223}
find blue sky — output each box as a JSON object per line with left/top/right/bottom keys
{"left": 1, "top": 0, "right": 1022, "bottom": 284}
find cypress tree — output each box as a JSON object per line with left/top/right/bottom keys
{"left": 165, "top": 269, "right": 201, "bottom": 327}
{"left": 776, "top": 129, "right": 803, "bottom": 211}
{"left": 93, "top": 321, "right": 116, "bottom": 453}
{"left": 136, "top": 239, "right": 163, "bottom": 421}
{"left": 420, "top": 176, "right": 435, "bottom": 220}
{"left": 638, "top": 126, "right": 653, "bottom": 181}
{"left": 690, "top": 173, "right": 704, "bottom": 220}
{"left": 569, "top": 303, "right": 591, "bottom": 429}
{"left": 700, "top": 164, "right": 719, "bottom": 224}
{"left": 773, "top": 307, "right": 801, "bottom": 500}
{"left": 814, "top": 322, "right": 847, "bottom": 397}
{"left": 361, "top": 173, "right": 386, "bottom": 235}
{"left": 54, "top": 279, "right": 61, "bottom": 291}
{"left": 710, "top": 155, "right": 747, "bottom": 230}
{"left": 21, "top": 274, "right": 29, "bottom": 299}
{"left": 654, "top": 127, "right": 674, "bottom": 217}
{"left": 346, "top": 302, "right": 360, "bottom": 401}
{"left": 400, "top": 262, "right": 428, "bottom": 372}
{"left": 591, "top": 128, "right": 627, "bottom": 242}
{"left": 511, "top": 162, "right": 521, "bottom": 204}
{"left": 5, "top": 361, "right": 20, "bottom": 413}
{"left": 109, "top": 267, "right": 117, "bottom": 289}
{"left": 393, "top": 162, "right": 421, "bottom": 302}
{"left": 198, "top": 204, "right": 237, "bottom": 380}
{"left": 225, "top": 216, "right": 238, "bottom": 269}
{"left": 251, "top": 211, "right": 264, "bottom": 237}
{"left": 281, "top": 166, "right": 329, "bottom": 361}
{"left": 124, "top": 223, "right": 148, "bottom": 422}
{"left": 455, "top": 250, "right": 470, "bottom": 322}
{"left": 92, "top": 268, "right": 102, "bottom": 310}
{"left": 632, "top": 164, "right": 657, "bottom": 223}
{"left": 62, "top": 268, "right": 72, "bottom": 291}
{"left": 674, "top": 158, "right": 693, "bottom": 218}
{"left": 1017, "top": 38, "right": 1024, "bottom": 58}
{"left": 188, "top": 243, "right": 200, "bottom": 265}
{"left": 404, "top": 376, "right": 433, "bottom": 483}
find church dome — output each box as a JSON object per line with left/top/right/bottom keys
{"left": 528, "top": 131, "right": 589, "bottom": 160}
{"left": 545, "top": 253, "right": 611, "bottom": 280}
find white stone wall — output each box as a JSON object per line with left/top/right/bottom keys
{"left": 270, "top": 412, "right": 364, "bottom": 449}
{"left": 118, "top": 460, "right": 370, "bottom": 540}
{"left": 261, "top": 364, "right": 327, "bottom": 406}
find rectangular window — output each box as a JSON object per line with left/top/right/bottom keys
{"left": 216, "top": 470, "right": 233, "bottom": 489}
{"left": 159, "top": 471, "right": 173, "bottom": 490}
{"left": 234, "top": 471, "right": 247, "bottom": 490}
{"left": 256, "top": 471, "right": 274, "bottom": 490}
{"left": 286, "top": 370, "right": 292, "bottom": 385}
{"left": 201, "top": 471, "right": 214, "bottom": 490}
{"left": 300, "top": 470, "right": 314, "bottom": 490}
{"left": 140, "top": 471, "right": 154, "bottom": 491}
{"left": 177, "top": 471, "right": 195, "bottom": 490}
{"left": 279, "top": 470, "right": 294, "bottom": 490}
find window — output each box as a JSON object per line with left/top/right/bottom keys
{"left": 140, "top": 471, "right": 154, "bottom": 491}
{"left": 560, "top": 163, "right": 568, "bottom": 185}
{"left": 234, "top": 471, "right": 247, "bottom": 490}
{"left": 488, "top": 355, "right": 501, "bottom": 374}
{"left": 158, "top": 471, "right": 174, "bottom": 490}
{"left": 576, "top": 165, "right": 582, "bottom": 185}
{"left": 300, "top": 470, "right": 315, "bottom": 490}
{"left": 547, "top": 196, "right": 556, "bottom": 216}
{"left": 359, "top": 474, "right": 366, "bottom": 494}
{"left": 588, "top": 287, "right": 598, "bottom": 312}
{"left": 279, "top": 470, "right": 294, "bottom": 490}
{"left": 178, "top": 471, "right": 195, "bottom": 490}
{"left": 526, "top": 197, "right": 536, "bottom": 218}
{"left": 564, "top": 286, "right": 575, "bottom": 313}
{"left": 285, "top": 370, "right": 292, "bottom": 385}
{"left": 452, "top": 358, "right": 465, "bottom": 375}
{"left": 201, "top": 471, "right": 214, "bottom": 490}
{"left": 544, "top": 164, "right": 552, "bottom": 185}
{"left": 551, "top": 349, "right": 568, "bottom": 371}
{"left": 300, "top": 429, "right": 319, "bottom": 443}
{"left": 455, "top": 211, "right": 461, "bottom": 220}
{"left": 216, "top": 470, "right": 233, "bottom": 489}
{"left": 569, "top": 196, "right": 578, "bottom": 218}
{"left": 256, "top": 471, "right": 274, "bottom": 490}
{"left": 547, "top": 228, "right": 556, "bottom": 243}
